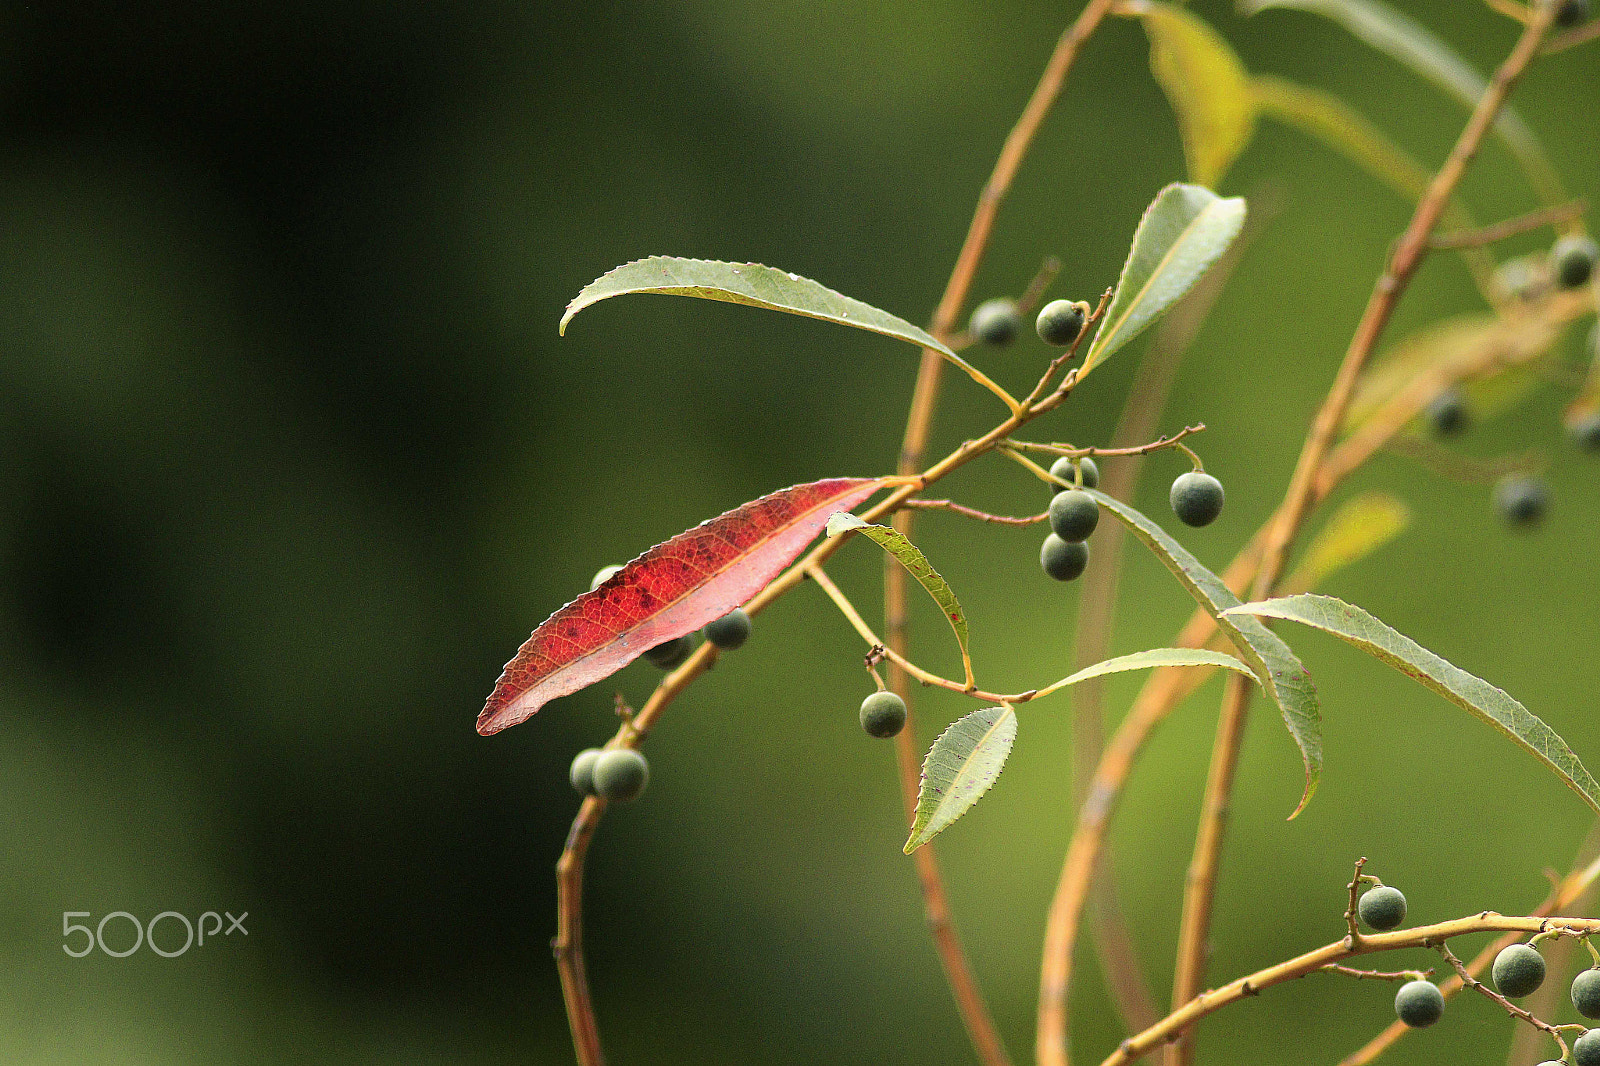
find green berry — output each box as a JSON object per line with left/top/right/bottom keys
{"left": 970, "top": 298, "right": 1021, "bottom": 346}
{"left": 1574, "top": 969, "right": 1600, "bottom": 1018}
{"left": 1493, "top": 474, "right": 1549, "bottom": 528}
{"left": 592, "top": 748, "right": 649, "bottom": 802}
{"left": 1048, "top": 490, "right": 1100, "bottom": 542}
{"left": 1575, "top": 1028, "right": 1600, "bottom": 1066}
{"left": 570, "top": 748, "right": 604, "bottom": 796}
{"left": 643, "top": 635, "right": 695, "bottom": 669}
{"left": 860, "top": 691, "right": 907, "bottom": 738}
{"left": 1492, "top": 257, "right": 1544, "bottom": 303}
{"left": 1554, "top": 234, "right": 1598, "bottom": 289}
{"left": 1394, "top": 979, "right": 1444, "bottom": 1028}
{"left": 1492, "top": 943, "right": 1546, "bottom": 998}
{"left": 1036, "top": 299, "right": 1087, "bottom": 346}
{"left": 1049, "top": 455, "right": 1100, "bottom": 491}
{"left": 1358, "top": 885, "right": 1407, "bottom": 931}
{"left": 1555, "top": 0, "right": 1591, "bottom": 28}
{"left": 590, "top": 564, "right": 624, "bottom": 591}
{"left": 1170, "top": 471, "right": 1225, "bottom": 527}
{"left": 1425, "top": 387, "right": 1469, "bottom": 437}
{"left": 1040, "top": 533, "right": 1090, "bottom": 582}
{"left": 1572, "top": 412, "right": 1600, "bottom": 452}
{"left": 703, "top": 608, "right": 752, "bottom": 650}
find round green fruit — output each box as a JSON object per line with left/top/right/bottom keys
{"left": 1049, "top": 455, "right": 1100, "bottom": 491}
{"left": 1358, "top": 885, "right": 1407, "bottom": 931}
{"left": 1040, "top": 533, "right": 1090, "bottom": 582}
{"left": 703, "top": 608, "right": 752, "bottom": 650}
{"left": 593, "top": 748, "right": 649, "bottom": 802}
{"left": 1572, "top": 412, "right": 1600, "bottom": 452}
{"left": 1554, "top": 234, "right": 1598, "bottom": 289}
{"left": 1573, "top": 969, "right": 1600, "bottom": 1018}
{"left": 1575, "top": 1028, "right": 1600, "bottom": 1066}
{"left": 1048, "top": 490, "right": 1100, "bottom": 542}
{"left": 1394, "top": 979, "right": 1444, "bottom": 1028}
{"left": 1170, "top": 471, "right": 1225, "bottom": 528}
{"left": 1492, "top": 943, "right": 1546, "bottom": 999}
{"left": 569, "top": 748, "right": 604, "bottom": 796}
{"left": 1425, "top": 387, "right": 1469, "bottom": 437}
{"left": 1555, "top": 0, "right": 1591, "bottom": 28}
{"left": 643, "top": 635, "right": 695, "bottom": 669}
{"left": 590, "top": 564, "right": 624, "bottom": 591}
{"left": 860, "top": 691, "right": 907, "bottom": 739}
{"left": 1036, "top": 299, "right": 1087, "bottom": 346}
{"left": 1493, "top": 474, "right": 1549, "bottom": 528}
{"left": 970, "top": 298, "right": 1021, "bottom": 346}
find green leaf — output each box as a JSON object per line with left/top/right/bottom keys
{"left": 1238, "top": 0, "right": 1564, "bottom": 205}
{"left": 1083, "top": 488, "right": 1322, "bottom": 816}
{"left": 1137, "top": 2, "right": 1258, "bottom": 188}
{"left": 1225, "top": 594, "right": 1600, "bottom": 814}
{"left": 1036, "top": 647, "right": 1256, "bottom": 700}
{"left": 1250, "top": 76, "right": 1430, "bottom": 202}
{"left": 1286, "top": 492, "right": 1410, "bottom": 593}
{"left": 560, "top": 257, "right": 1011, "bottom": 407}
{"left": 827, "top": 511, "right": 971, "bottom": 682}
{"left": 905, "top": 705, "right": 1017, "bottom": 853}
{"left": 1080, "top": 185, "right": 1247, "bottom": 380}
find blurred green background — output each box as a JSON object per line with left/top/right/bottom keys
{"left": 2, "top": 0, "right": 1598, "bottom": 1062}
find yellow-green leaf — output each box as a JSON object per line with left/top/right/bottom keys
{"left": 905, "top": 706, "right": 1016, "bottom": 853}
{"left": 1250, "top": 75, "right": 1430, "bottom": 202}
{"left": 1285, "top": 492, "right": 1410, "bottom": 594}
{"left": 1080, "top": 185, "right": 1247, "bottom": 380}
{"left": 1225, "top": 594, "right": 1600, "bottom": 814}
{"left": 1138, "top": 1, "right": 1257, "bottom": 188}
{"left": 1035, "top": 647, "right": 1255, "bottom": 700}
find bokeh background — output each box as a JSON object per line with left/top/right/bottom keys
{"left": 3, "top": 0, "right": 1598, "bottom": 1062}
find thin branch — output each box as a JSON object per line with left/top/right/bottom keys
{"left": 1166, "top": 14, "right": 1560, "bottom": 1066}
{"left": 1430, "top": 199, "right": 1587, "bottom": 248}
{"left": 1021, "top": 257, "right": 1066, "bottom": 314}
{"left": 1005, "top": 424, "right": 1208, "bottom": 467}
{"left": 1486, "top": 0, "right": 1532, "bottom": 21}
{"left": 1385, "top": 435, "right": 1543, "bottom": 484}
{"left": 1543, "top": 18, "right": 1600, "bottom": 52}
{"left": 1436, "top": 941, "right": 1575, "bottom": 1059}
{"left": 900, "top": 499, "right": 1048, "bottom": 526}
{"left": 1318, "top": 965, "right": 1431, "bottom": 981}
{"left": 1345, "top": 858, "right": 1369, "bottom": 944}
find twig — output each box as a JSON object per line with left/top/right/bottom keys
{"left": 1485, "top": 0, "right": 1532, "bottom": 21}
{"left": 1430, "top": 199, "right": 1587, "bottom": 248}
{"left": 1436, "top": 941, "right": 1575, "bottom": 1059}
{"left": 899, "top": 499, "right": 1048, "bottom": 525}
{"left": 1020, "top": 257, "right": 1066, "bottom": 314}
{"left": 1345, "top": 859, "right": 1369, "bottom": 945}
{"left": 1319, "top": 964, "right": 1431, "bottom": 982}
{"left": 1543, "top": 18, "right": 1600, "bottom": 53}
{"left": 1005, "top": 424, "right": 1207, "bottom": 467}
{"left": 1165, "top": 13, "right": 1560, "bottom": 1066}
{"left": 1385, "top": 435, "right": 1543, "bottom": 485}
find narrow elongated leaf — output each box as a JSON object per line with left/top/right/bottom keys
{"left": 1225, "top": 594, "right": 1600, "bottom": 813}
{"left": 478, "top": 478, "right": 887, "bottom": 735}
{"left": 905, "top": 706, "right": 1017, "bottom": 853}
{"left": 1083, "top": 488, "right": 1322, "bottom": 816}
{"left": 560, "top": 257, "right": 993, "bottom": 391}
{"left": 1285, "top": 492, "right": 1410, "bottom": 594}
{"left": 1139, "top": 2, "right": 1257, "bottom": 188}
{"left": 1036, "top": 647, "right": 1255, "bottom": 699}
{"left": 1251, "top": 75, "right": 1430, "bottom": 202}
{"left": 1080, "top": 185, "right": 1247, "bottom": 379}
{"left": 1239, "top": 0, "right": 1564, "bottom": 204}
{"left": 825, "top": 511, "right": 970, "bottom": 675}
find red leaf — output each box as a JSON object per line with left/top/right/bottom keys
{"left": 478, "top": 477, "right": 888, "bottom": 735}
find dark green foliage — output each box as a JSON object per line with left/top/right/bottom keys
{"left": 1050, "top": 455, "right": 1100, "bottom": 491}
{"left": 1040, "top": 534, "right": 1090, "bottom": 582}
{"left": 1492, "top": 943, "right": 1547, "bottom": 998}
{"left": 593, "top": 748, "right": 650, "bottom": 801}
{"left": 1555, "top": 0, "right": 1591, "bottom": 28}
{"left": 970, "top": 298, "right": 1021, "bottom": 346}
{"left": 1425, "top": 387, "right": 1469, "bottom": 437}
{"left": 860, "top": 691, "right": 907, "bottom": 739}
{"left": 1554, "top": 234, "right": 1598, "bottom": 289}
{"left": 643, "top": 635, "right": 695, "bottom": 669}
{"left": 1358, "top": 885, "right": 1407, "bottom": 931}
{"left": 1494, "top": 474, "right": 1550, "bottom": 528}
{"left": 1574, "top": 969, "right": 1600, "bottom": 1018}
{"left": 1036, "top": 299, "right": 1087, "bottom": 346}
{"left": 1573, "top": 413, "right": 1600, "bottom": 452}
{"left": 1575, "top": 1028, "right": 1600, "bottom": 1066}
{"left": 703, "top": 608, "right": 752, "bottom": 650}
{"left": 590, "top": 564, "right": 624, "bottom": 591}
{"left": 570, "top": 748, "right": 604, "bottom": 796}
{"left": 1170, "top": 471, "right": 1226, "bottom": 527}
{"left": 1394, "top": 979, "right": 1444, "bottom": 1027}
{"left": 1048, "top": 490, "right": 1100, "bottom": 542}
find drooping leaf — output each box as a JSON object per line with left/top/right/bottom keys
{"left": 1083, "top": 488, "right": 1322, "bottom": 816}
{"left": 905, "top": 705, "right": 1017, "bottom": 853}
{"left": 1284, "top": 492, "right": 1410, "bottom": 594}
{"left": 1250, "top": 75, "right": 1431, "bottom": 202}
{"left": 1239, "top": 0, "right": 1564, "bottom": 205}
{"left": 1225, "top": 594, "right": 1600, "bottom": 813}
{"left": 825, "top": 511, "right": 971, "bottom": 682}
{"left": 1138, "top": 2, "right": 1258, "bottom": 188}
{"left": 560, "top": 257, "right": 1002, "bottom": 403}
{"left": 1035, "top": 647, "right": 1256, "bottom": 700}
{"left": 1080, "top": 185, "right": 1247, "bottom": 379}
{"left": 479, "top": 478, "right": 887, "bottom": 735}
